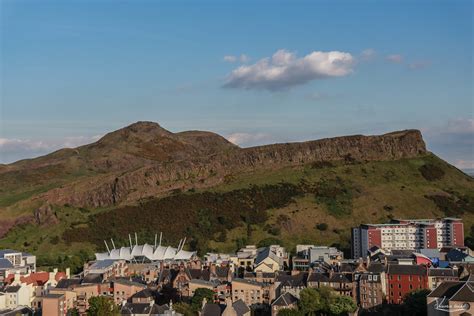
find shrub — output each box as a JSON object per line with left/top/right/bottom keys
{"left": 316, "top": 223, "right": 328, "bottom": 231}
{"left": 419, "top": 164, "right": 445, "bottom": 181}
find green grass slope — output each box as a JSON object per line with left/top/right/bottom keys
{"left": 0, "top": 153, "right": 472, "bottom": 272}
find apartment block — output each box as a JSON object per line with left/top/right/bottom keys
{"left": 352, "top": 218, "right": 464, "bottom": 258}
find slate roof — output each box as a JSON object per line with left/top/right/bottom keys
{"left": 202, "top": 303, "right": 222, "bottom": 316}
{"left": 276, "top": 272, "right": 307, "bottom": 287}
{"left": 88, "top": 259, "right": 117, "bottom": 270}
{"left": 232, "top": 299, "right": 250, "bottom": 316}
{"left": 0, "top": 259, "right": 13, "bottom": 269}
{"left": 428, "top": 281, "right": 474, "bottom": 302}
{"left": 56, "top": 278, "right": 82, "bottom": 289}
{"left": 131, "top": 288, "right": 155, "bottom": 299}
{"left": 428, "top": 281, "right": 463, "bottom": 298}
{"left": 451, "top": 283, "right": 474, "bottom": 302}
{"left": 82, "top": 273, "right": 103, "bottom": 284}
{"left": 272, "top": 292, "right": 298, "bottom": 306}
{"left": 307, "top": 272, "right": 329, "bottom": 283}
{"left": 121, "top": 302, "right": 168, "bottom": 315}
{"left": 214, "top": 266, "right": 230, "bottom": 278}
{"left": 429, "top": 268, "right": 458, "bottom": 277}
{"left": 387, "top": 264, "right": 426, "bottom": 276}
{"left": 255, "top": 247, "right": 281, "bottom": 266}
{"left": 4, "top": 285, "right": 21, "bottom": 293}
{"left": 187, "top": 268, "right": 210, "bottom": 281}
{"left": 367, "top": 263, "right": 385, "bottom": 273}
{"left": 329, "top": 273, "right": 352, "bottom": 283}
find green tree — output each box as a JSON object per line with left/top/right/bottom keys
{"left": 173, "top": 302, "right": 194, "bottom": 316}
{"left": 87, "top": 296, "right": 119, "bottom": 316}
{"left": 403, "top": 289, "right": 430, "bottom": 316}
{"left": 299, "top": 288, "right": 323, "bottom": 315}
{"left": 67, "top": 308, "right": 80, "bottom": 316}
{"left": 278, "top": 308, "right": 303, "bottom": 316}
{"left": 329, "top": 295, "right": 357, "bottom": 315}
{"left": 191, "top": 288, "right": 215, "bottom": 311}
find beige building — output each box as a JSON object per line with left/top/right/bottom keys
{"left": 113, "top": 279, "right": 146, "bottom": 305}
{"left": 41, "top": 293, "right": 66, "bottom": 316}
{"left": 231, "top": 278, "right": 270, "bottom": 306}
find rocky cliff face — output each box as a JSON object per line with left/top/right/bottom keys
{"left": 30, "top": 123, "right": 426, "bottom": 208}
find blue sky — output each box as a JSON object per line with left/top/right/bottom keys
{"left": 1, "top": 0, "right": 472, "bottom": 168}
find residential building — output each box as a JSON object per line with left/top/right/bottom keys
{"left": 231, "top": 278, "right": 271, "bottom": 306}
{"left": 386, "top": 264, "right": 428, "bottom": 304}
{"left": 427, "top": 280, "right": 474, "bottom": 315}
{"left": 0, "top": 250, "right": 36, "bottom": 283}
{"left": 41, "top": 293, "right": 66, "bottom": 316}
{"left": 2, "top": 285, "right": 30, "bottom": 309}
{"left": 352, "top": 218, "right": 464, "bottom": 258}
{"left": 254, "top": 248, "right": 283, "bottom": 273}
{"left": 274, "top": 272, "right": 307, "bottom": 299}
{"left": 113, "top": 279, "right": 146, "bottom": 305}
{"left": 84, "top": 259, "right": 128, "bottom": 280}
{"left": 271, "top": 292, "right": 298, "bottom": 316}
{"left": 354, "top": 262, "right": 386, "bottom": 310}
{"left": 428, "top": 268, "right": 459, "bottom": 290}
{"left": 310, "top": 246, "right": 343, "bottom": 265}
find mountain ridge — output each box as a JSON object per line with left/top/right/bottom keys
{"left": 1, "top": 122, "right": 473, "bottom": 267}
{"left": 1, "top": 122, "right": 427, "bottom": 209}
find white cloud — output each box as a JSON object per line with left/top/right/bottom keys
{"left": 226, "top": 132, "right": 272, "bottom": 147}
{"left": 223, "top": 49, "right": 355, "bottom": 91}
{"left": 360, "top": 48, "right": 376, "bottom": 61}
{"left": 0, "top": 135, "right": 101, "bottom": 164}
{"left": 386, "top": 54, "right": 403, "bottom": 63}
{"left": 223, "top": 55, "right": 237, "bottom": 63}
{"left": 223, "top": 54, "right": 250, "bottom": 63}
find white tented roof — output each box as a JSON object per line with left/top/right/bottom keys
{"left": 95, "top": 242, "right": 196, "bottom": 262}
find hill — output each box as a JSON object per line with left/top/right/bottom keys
{"left": 0, "top": 122, "right": 473, "bottom": 271}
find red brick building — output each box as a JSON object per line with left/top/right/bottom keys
{"left": 386, "top": 264, "right": 428, "bottom": 304}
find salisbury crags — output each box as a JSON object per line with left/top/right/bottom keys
{"left": 0, "top": 122, "right": 427, "bottom": 208}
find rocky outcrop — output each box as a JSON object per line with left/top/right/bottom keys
{"left": 39, "top": 127, "right": 427, "bottom": 208}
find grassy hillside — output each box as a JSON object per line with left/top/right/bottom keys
{"left": 1, "top": 153, "right": 472, "bottom": 271}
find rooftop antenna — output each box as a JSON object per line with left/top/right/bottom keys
{"left": 129, "top": 234, "right": 133, "bottom": 248}
{"left": 181, "top": 237, "right": 186, "bottom": 251}
{"left": 111, "top": 239, "right": 116, "bottom": 249}
{"left": 135, "top": 232, "right": 138, "bottom": 246}
{"left": 104, "top": 240, "right": 111, "bottom": 254}
{"left": 159, "top": 232, "right": 163, "bottom": 247}
{"left": 154, "top": 234, "right": 157, "bottom": 249}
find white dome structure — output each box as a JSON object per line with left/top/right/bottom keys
{"left": 94, "top": 233, "right": 196, "bottom": 263}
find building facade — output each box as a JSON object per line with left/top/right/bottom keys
{"left": 352, "top": 218, "right": 464, "bottom": 258}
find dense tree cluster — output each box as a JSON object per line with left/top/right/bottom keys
{"left": 278, "top": 287, "right": 357, "bottom": 316}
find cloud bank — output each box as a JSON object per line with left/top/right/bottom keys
{"left": 0, "top": 135, "right": 101, "bottom": 164}
{"left": 226, "top": 132, "right": 273, "bottom": 147}
{"left": 223, "top": 49, "right": 355, "bottom": 91}
{"left": 423, "top": 118, "right": 474, "bottom": 170}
